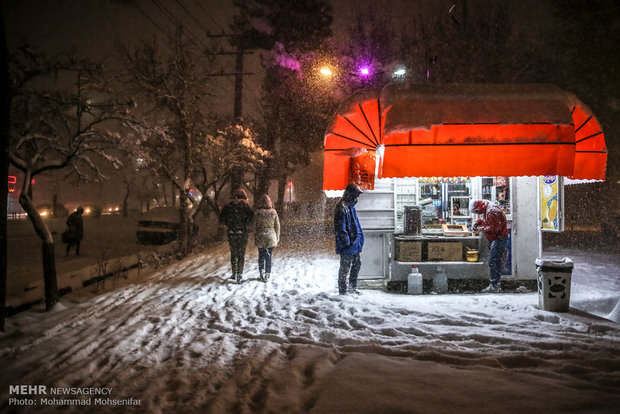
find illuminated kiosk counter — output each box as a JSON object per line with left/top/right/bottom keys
{"left": 353, "top": 177, "right": 530, "bottom": 287}
{"left": 391, "top": 234, "right": 488, "bottom": 282}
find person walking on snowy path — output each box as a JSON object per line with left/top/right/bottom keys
{"left": 253, "top": 194, "right": 280, "bottom": 282}
{"left": 63, "top": 206, "right": 84, "bottom": 256}
{"left": 220, "top": 189, "right": 254, "bottom": 283}
{"left": 334, "top": 183, "right": 364, "bottom": 295}
{"left": 470, "top": 199, "right": 509, "bottom": 293}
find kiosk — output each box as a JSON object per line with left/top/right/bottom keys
{"left": 323, "top": 83, "right": 606, "bottom": 288}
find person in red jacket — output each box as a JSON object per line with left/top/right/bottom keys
{"left": 470, "top": 199, "right": 509, "bottom": 293}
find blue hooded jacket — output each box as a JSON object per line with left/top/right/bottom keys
{"left": 334, "top": 187, "right": 364, "bottom": 255}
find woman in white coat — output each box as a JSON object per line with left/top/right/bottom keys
{"left": 253, "top": 194, "right": 280, "bottom": 282}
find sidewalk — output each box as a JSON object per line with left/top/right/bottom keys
{"left": 6, "top": 214, "right": 209, "bottom": 307}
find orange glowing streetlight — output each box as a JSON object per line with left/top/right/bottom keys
{"left": 319, "top": 67, "right": 333, "bottom": 77}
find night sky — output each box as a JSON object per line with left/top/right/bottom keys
{"left": 3, "top": 0, "right": 618, "bottom": 211}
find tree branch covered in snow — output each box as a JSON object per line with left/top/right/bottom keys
{"left": 192, "top": 120, "right": 269, "bottom": 217}
{"left": 6, "top": 46, "right": 134, "bottom": 310}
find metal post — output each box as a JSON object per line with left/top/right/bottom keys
{"left": 537, "top": 176, "right": 543, "bottom": 259}
{"left": 233, "top": 44, "right": 244, "bottom": 120}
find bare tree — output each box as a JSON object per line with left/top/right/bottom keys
{"left": 7, "top": 47, "right": 128, "bottom": 310}
{"left": 117, "top": 28, "right": 221, "bottom": 255}
{"left": 232, "top": 0, "right": 335, "bottom": 213}
{"left": 192, "top": 121, "right": 268, "bottom": 220}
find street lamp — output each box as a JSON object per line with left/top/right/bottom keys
{"left": 319, "top": 67, "right": 333, "bottom": 77}
{"left": 317, "top": 62, "right": 409, "bottom": 88}
{"left": 392, "top": 67, "right": 407, "bottom": 77}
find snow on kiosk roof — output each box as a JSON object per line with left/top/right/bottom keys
{"left": 323, "top": 83, "right": 607, "bottom": 190}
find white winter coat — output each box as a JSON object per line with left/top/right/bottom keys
{"left": 253, "top": 208, "right": 280, "bottom": 248}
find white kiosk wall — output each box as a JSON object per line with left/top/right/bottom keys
{"left": 512, "top": 176, "right": 540, "bottom": 279}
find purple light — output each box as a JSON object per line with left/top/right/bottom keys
{"left": 359, "top": 67, "right": 370, "bottom": 77}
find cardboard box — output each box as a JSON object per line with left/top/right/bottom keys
{"left": 396, "top": 240, "right": 422, "bottom": 262}
{"left": 428, "top": 242, "right": 463, "bottom": 261}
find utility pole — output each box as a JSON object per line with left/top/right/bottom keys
{"left": 205, "top": 34, "right": 254, "bottom": 193}
{"left": 205, "top": 34, "right": 253, "bottom": 121}
{"left": 233, "top": 43, "right": 244, "bottom": 120}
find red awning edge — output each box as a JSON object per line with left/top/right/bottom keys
{"left": 323, "top": 83, "right": 607, "bottom": 190}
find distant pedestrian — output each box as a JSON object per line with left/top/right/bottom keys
{"left": 64, "top": 207, "right": 84, "bottom": 256}
{"left": 470, "top": 199, "right": 509, "bottom": 293}
{"left": 220, "top": 189, "right": 254, "bottom": 283}
{"left": 253, "top": 194, "right": 280, "bottom": 282}
{"left": 334, "top": 183, "right": 364, "bottom": 295}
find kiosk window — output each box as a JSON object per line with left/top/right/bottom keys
{"left": 419, "top": 178, "right": 473, "bottom": 228}
{"left": 482, "top": 177, "right": 511, "bottom": 215}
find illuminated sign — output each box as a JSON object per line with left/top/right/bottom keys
{"left": 8, "top": 176, "right": 16, "bottom": 194}
{"left": 540, "top": 176, "right": 563, "bottom": 232}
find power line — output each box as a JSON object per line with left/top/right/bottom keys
{"left": 134, "top": 0, "right": 258, "bottom": 120}
{"left": 129, "top": 2, "right": 235, "bottom": 105}
{"left": 152, "top": 1, "right": 241, "bottom": 98}
{"left": 182, "top": 2, "right": 263, "bottom": 117}
{"left": 148, "top": 0, "right": 241, "bottom": 108}
{"left": 149, "top": 0, "right": 207, "bottom": 51}
{"left": 133, "top": 3, "right": 170, "bottom": 38}
{"left": 191, "top": 0, "right": 226, "bottom": 32}
{"left": 173, "top": 0, "right": 212, "bottom": 35}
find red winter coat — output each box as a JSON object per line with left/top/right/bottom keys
{"left": 471, "top": 200, "right": 509, "bottom": 241}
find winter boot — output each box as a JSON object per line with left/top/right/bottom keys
{"left": 348, "top": 286, "right": 361, "bottom": 295}
{"left": 481, "top": 283, "right": 501, "bottom": 293}
{"left": 259, "top": 269, "right": 265, "bottom": 282}
{"left": 264, "top": 273, "right": 270, "bottom": 281}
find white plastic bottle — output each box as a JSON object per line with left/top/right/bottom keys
{"left": 407, "top": 265, "right": 423, "bottom": 295}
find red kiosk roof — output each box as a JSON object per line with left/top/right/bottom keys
{"left": 323, "top": 84, "right": 606, "bottom": 191}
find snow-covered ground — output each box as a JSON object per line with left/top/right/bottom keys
{"left": 1, "top": 238, "right": 619, "bottom": 413}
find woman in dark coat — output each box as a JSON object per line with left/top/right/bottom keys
{"left": 253, "top": 194, "right": 280, "bottom": 282}
{"left": 64, "top": 207, "right": 84, "bottom": 256}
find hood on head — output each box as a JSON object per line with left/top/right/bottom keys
{"left": 343, "top": 183, "right": 363, "bottom": 201}
{"left": 469, "top": 199, "right": 488, "bottom": 214}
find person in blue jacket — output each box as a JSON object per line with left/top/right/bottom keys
{"left": 334, "top": 183, "right": 364, "bottom": 295}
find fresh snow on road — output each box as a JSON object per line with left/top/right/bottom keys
{"left": 1, "top": 242, "right": 619, "bottom": 413}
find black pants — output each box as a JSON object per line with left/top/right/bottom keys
{"left": 66, "top": 239, "right": 81, "bottom": 255}
{"left": 228, "top": 232, "right": 248, "bottom": 276}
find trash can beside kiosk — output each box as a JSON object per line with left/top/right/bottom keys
{"left": 535, "top": 258, "right": 574, "bottom": 312}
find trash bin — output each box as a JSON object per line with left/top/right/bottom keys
{"left": 535, "top": 257, "right": 573, "bottom": 312}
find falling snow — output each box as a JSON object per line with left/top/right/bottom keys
{"left": 1, "top": 236, "right": 618, "bottom": 413}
